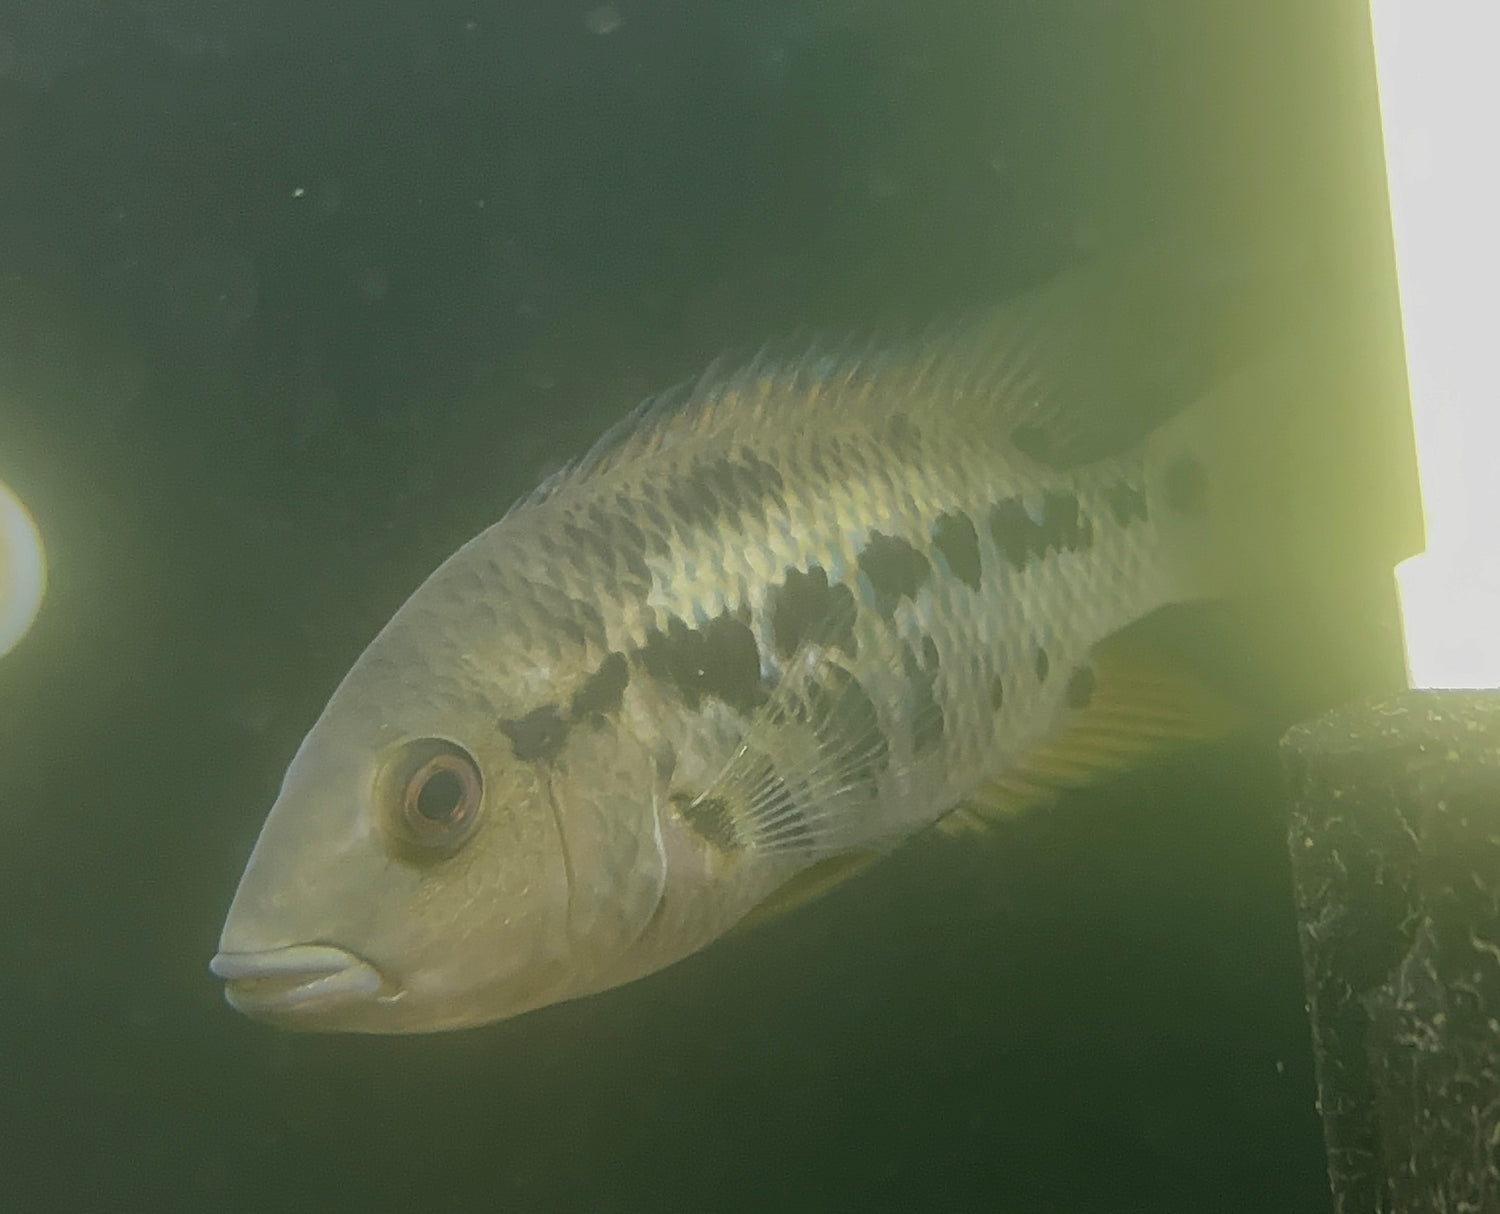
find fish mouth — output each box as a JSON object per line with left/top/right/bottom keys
{"left": 209, "top": 944, "right": 394, "bottom": 1019}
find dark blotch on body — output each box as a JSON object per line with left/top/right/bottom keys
{"left": 1066, "top": 665, "right": 1096, "bottom": 709}
{"left": 1034, "top": 647, "right": 1050, "bottom": 683}
{"left": 570, "top": 652, "right": 629, "bottom": 722}
{"left": 1104, "top": 481, "right": 1149, "bottom": 528}
{"left": 500, "top": 705, "right": 570, "bottom": 763}
{"left": 770, "top": 566, "right": 857, "bottom": 660}
{"left": 987, "top": 499, "right": 1035, "bottom": 570}
{"left": 640, "top": 613, "right": 767, "bottom": 715}
{"left": 987, "top": 492, "right": 1093, "bottom": 571}
{"left": 932, "top": 511, "right": 982, "bottom": 590}
{"left": 989, "top": 674, "right": 1005, "bottom": 711}
{"left": 1046, "top": 494, "right": 1092, "bottom": 550}
{"left": 858, "top": 532, "right": 931, "bottom": 617}
{"left": 1163, "top": 455, "right": 1209, "bottom": 516}
{"left": 673, "top": 792, "right": 740, "bottom": 852}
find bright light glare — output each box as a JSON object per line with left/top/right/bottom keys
{"left": 1373, "top": 3, "right": 1500, "bottom": 689}
{"left": 0, "top": 477, "right": 46, "bottom": 658}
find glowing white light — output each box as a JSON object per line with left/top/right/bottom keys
{"left": 0, "top": 477, "right": 45, "bottom": 658}
{"left": 1373, "top": 2, "right": 1500, "bottom": 689}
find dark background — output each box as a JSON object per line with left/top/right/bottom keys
{"left": 0, "top": 1, "right": 1415, "bottom": 1210}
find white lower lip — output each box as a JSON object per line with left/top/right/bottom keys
{"left": 209, "top": 944, "right": 387, "bottom": 1016}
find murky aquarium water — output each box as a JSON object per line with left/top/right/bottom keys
{"left": 0, "top": 1, "right": 1414, "bottom": 1210}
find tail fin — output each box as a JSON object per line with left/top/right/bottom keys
{"left": 1139, "top": 299, "right": 1416, "bottom": 715}
{"left": 1139, "top": 341, "right": 1330, "bottom": 602}
{"left": 981, "top": 244, "right": 1414, "bottom": 717}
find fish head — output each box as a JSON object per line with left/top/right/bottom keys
{"left": 211, "top": 555, "right": 671, "bottom": 1033}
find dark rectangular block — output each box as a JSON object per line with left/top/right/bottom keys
{"left": 1282, "top": 692, "right": 1500, "bottom": 1214}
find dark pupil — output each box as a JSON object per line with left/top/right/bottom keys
{"left": 415, "top": 767, "right": 465, "bottom": 822}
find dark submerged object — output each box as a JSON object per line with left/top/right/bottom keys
{"left": 1283, "top": 692, "right": 1500, "bottom": 1213}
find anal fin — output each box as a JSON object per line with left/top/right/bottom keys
{"left": 735, "top": 851, "right": 881, "bottom": 932}
{"left": 938, "top": 633, "right": 1243, "bottom": 834}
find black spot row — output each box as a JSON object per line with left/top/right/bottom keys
{"left": 1066, "top": 665, "right": 1097, "bottom": 709}
{"left": 638, "top": 612, "right": 767, "bottom": 716}
{"left": 858, "top": 532, "right": 931, "bottom": 617}
{"left": 770, "top": 565, "right": 858, "bottom": 660}
{"left": 1104, "top": 481, "right": 1149, "bottom": 528}
{"left": 500, "top": 649, "right": 633, "bottom": 764}
{"left": 570, "top": 651, "right": 629, "bottom": 722}
{"left": 988, "top": 492, "right": 1094, "bottom": 571}
{"left": 932, "top": 511, "right": 982, "bottom": 591}
{"left": 499, "top": 705, "right": 570, "bottom": 763}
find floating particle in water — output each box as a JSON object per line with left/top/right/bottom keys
{"left": 584, "top": 5, "right": 623, "bottom": 35}
{"left": 164, "top": 249, "right": 258, "bottom": 348}
{"left": 352, "top": 264, "right": 390, "bottom": 305}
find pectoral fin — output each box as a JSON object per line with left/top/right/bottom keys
{"left": 681, "top": 591, "right": 907, "bottom": 863}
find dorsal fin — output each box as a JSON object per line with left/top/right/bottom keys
{"left": 504, "top": 330, "right": 896, "bottom": 517}
{"left": 503, "top": 249, "right": 1285, "bottom": 516}
{"left": 951, "top": 247, "right": 1283, "bottom": 467}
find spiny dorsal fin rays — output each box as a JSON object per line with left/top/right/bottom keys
{"left": 505, "top": 250, "right": 1281, "bottom": 520}
{"left": 950, "top": 246, "right": 1285, "bottom": 468}
{"left": 935, "top": 632, "right": 1244, "bottom": 835}
{"left": 507, "top": 330, "right": 903, "bottom": 519}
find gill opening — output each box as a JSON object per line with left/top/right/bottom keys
{"left": 637, "top": 785, "right": 670, "bottom": 937}
{"left": 543, "top": 770, "right": 670, "bottom": 955}
{"left": 541, "top": 771, "right": 581, "bottom": 945}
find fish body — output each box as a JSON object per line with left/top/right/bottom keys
{"left": 212, "top": 258, "right": 1285, "bottom": 1032}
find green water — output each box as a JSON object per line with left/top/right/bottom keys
{"left": 0, "top": 1, "right": 1409, "bottom": 1209}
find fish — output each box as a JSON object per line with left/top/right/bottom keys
{"left": 210, "top": 253, "right": 1310, "bottom": 1032}
{"left": 0, "top": 477, "right": 46, "bottom": 659}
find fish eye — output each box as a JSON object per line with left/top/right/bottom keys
{"left": 392, "top": 742, "right": 484, "bottom": 852}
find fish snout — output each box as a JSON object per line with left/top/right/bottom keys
{"left": 209, "top": 944, "right": 393, "bottom": 1019}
